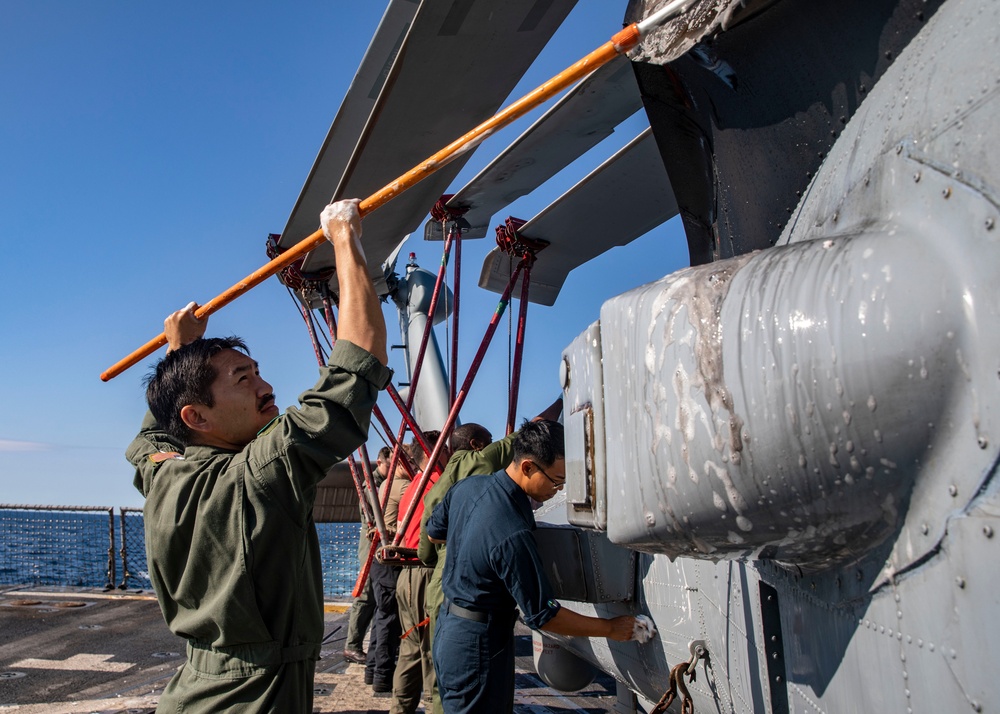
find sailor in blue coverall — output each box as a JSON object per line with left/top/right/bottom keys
{"left": 425, "top": 420, "right": 636, "bottom": 714}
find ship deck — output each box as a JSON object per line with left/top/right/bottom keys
{"left": 0, "top": 585, "right": 621, "bottom": 713}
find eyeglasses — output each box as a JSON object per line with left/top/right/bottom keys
{"left": 532, "top": 461, "right": 565, "bottom": 487}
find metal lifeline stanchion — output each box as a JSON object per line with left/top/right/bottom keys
{"left": 105, "top": 507, "right": 115, "bottom": 591}
{"left": 117, "top": 507, "right": 129, "bottom": 590}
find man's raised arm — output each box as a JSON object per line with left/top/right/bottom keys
{"left": 321, "top": 199, "right": 388, "bottom": 365}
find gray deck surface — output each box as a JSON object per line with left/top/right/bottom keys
{"left": 0, "top": 586, "right": 620, "bottom": 713}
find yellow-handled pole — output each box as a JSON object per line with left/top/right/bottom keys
{"left": 101, "top": 1, "right": 690, "bottom": 382}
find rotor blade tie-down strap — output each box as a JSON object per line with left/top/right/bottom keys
{"left": 430, "top": 194, "right": 470, "bottom": 223}
{"left": 494, "top": 217, "right": 548, "bottom": 263}
{"left": 265, "top": 233, "right": 334, "bottom": 291}
{"left": 400, "top": 616, "right": 431, "bottom": 641}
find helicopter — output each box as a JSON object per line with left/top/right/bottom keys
{"left": 272, "top": 0, "right": 1000, "bottom": 711}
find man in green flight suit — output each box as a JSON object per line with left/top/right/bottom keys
{"left": 416, "top": 397, "right": 561, "bottom": 714}
{"left": 127, "top": 198, "right": 391, "bottom": 713}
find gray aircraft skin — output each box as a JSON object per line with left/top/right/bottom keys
{"left": 287, "top": 0, "right": 1000, "bottom": 710}
{"left": 536, "top": 0, "right": 1000, "bottom": 711}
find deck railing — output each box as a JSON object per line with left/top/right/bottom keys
{"left": 0, "top": 505, "right": 362, "bottom": 597}
{"left": 0, "top": 504, "right": 116, "bottom": 589}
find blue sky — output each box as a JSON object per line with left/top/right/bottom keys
{"left": 0, "top": 1, "right": 687, "bottom": 507}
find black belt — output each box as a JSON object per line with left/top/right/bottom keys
{"left": 446, "top": 601, "right": 489, "bottom": 623}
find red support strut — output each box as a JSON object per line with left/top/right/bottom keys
{"left": 404, "top": 229, "right": 455, "bottom": 426}
{"left": 393, "top": 255, "right": 531, "bottom": 547}
{"left": 431, "top": 196, "right": 469, "bottom": 409}
{"left": 493, "top": 217, "right": 545, "bottom": 434}
{"left": 506, "top": 259, "right": 533, "bottom": 435}
{"left": 450, "top": 230, "right": 461, "bottom": 407}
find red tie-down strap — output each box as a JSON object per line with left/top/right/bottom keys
{"left": 494, "top": 217, "right": 548, "bottom": 263}
{"left": 430, "top": 194, "right": 469, "bottom": 223}
{"left": 400, "top": 617, "right": 430, "bottom": 641}
{"left": 265, "top": 233, "right": 334, "bottom": 291}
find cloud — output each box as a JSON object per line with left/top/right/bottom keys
{"left": 0, "top": 439, "right": 53, "bottom": 452}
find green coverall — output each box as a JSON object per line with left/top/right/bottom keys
{"left": 416, "top": 432, "right": 516, "bottom": 714}
{"left": 127, "top": 340, "right": 391, "bottom": 713}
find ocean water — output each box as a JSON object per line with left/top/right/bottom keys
{"left": 0, "top": 509, "right": 113, "bottom": 588}
{"left": 0, "top": 508, "right": 362, "bottom": 599}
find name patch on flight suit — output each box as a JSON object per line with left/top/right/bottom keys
{"left": 148, "top": 451, "right": 183, "bottom": 464}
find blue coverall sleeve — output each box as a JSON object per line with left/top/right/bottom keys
{"left": 491, "top": 531, "right": 560, "bottom": 630}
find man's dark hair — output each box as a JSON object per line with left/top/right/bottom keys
{"left": 450, "top": 423, "right": 491, "bottom": 453}
{"left": 377, "top": 446, "right": 392, "bottom": 461}
{"left": 143, "top": 337, "right": 249, "bottom": 445}
{"left": 404, "top": 430, "right": 438, "bottom": 470}
{"left": 511, "top": 419, "right": 564, "bottom": 467}
{"left": 421, "top": 431, "right": 441, "bottom": 451}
